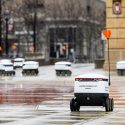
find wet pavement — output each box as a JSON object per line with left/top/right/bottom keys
{"left": 0, "top": 63, "right": 124, "bottom": 125}
{"left": 83, "top": 74, "right": 125, "bottom": 125}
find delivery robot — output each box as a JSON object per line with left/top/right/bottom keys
{"left": 22, "top": 61, "right": 39, "bottom": 75}
{"left": 70, "top": 73, "right": 114, "bottom": 112}
{"left": 55, "top": 61, "right": 72, "bottom": 76}
{"left": 116, "top": 61, "right": 125, "bottom": 76}
{"left": 0, "top": 59, "right": 15, "bottom": 76}
{"left": 13, "top": 58, "right": 25, "bottom": 69}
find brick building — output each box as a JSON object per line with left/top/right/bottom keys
{"left": 104, "top": 0, "right": 125, "bottom": 70}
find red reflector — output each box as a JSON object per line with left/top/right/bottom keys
{"left": 75, "top": 78, "right": 103, "bottom": 81}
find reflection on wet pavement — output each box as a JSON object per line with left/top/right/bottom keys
{"left": 0, "top": 104, "right": 107, "bottom": 125}
{"left": 0, "top": 83, "right": 124, "bottom": 125}
{"left": 0, "top": 83, "right": 73, "bottom": 104}
{"left": 0, "top": 82, "right": 108, "bottom": 125}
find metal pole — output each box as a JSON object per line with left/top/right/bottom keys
{"left": 33, "top": 11, "right": 36, "bottom": 52}
{"left": 107, "top": 38, "right": 111, "bottom": 86}
{"left": 0, "top": 0, "right": 2, "bottom": 55}
{"left": 5, "top": 18, "right": 9, "bottom": 56}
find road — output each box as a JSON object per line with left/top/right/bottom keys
{"left": 0, "top": 63, "right": 125, "bottom": 125}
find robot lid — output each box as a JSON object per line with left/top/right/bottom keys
{"left": 0, "top": 59, "right": 11, "bottom": 63}
{"left": 14, "top": 58, "right": 25, "bottom": 61}
{"left": 116, "top": 60, "right": 125, "bottom": 69}
{"left": 75, "top": 73, "right": 108, "bottom": 81}
{"left": 23, "top": 61, "right": 39, "bottom": 65}
{"left": 55, "top": 61, "right": 72, "bottom": 65}
{"left": 117, "top": 60, "right": 125, "bottom": 64}
{"left": 0, "top": 62, "right": 13, "bottom": 66}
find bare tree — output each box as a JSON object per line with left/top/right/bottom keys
{"left": 19, "top": 0, "right": 45, "bottom": 52}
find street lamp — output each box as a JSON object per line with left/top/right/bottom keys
{"left": 4, "top": 10, "right": 10, "bottom": 57}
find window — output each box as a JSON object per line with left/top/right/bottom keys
{"left": 113, "top": 0, "right": 122, "bottom": 15}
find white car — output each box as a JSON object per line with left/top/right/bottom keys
{"left": 55, "top": 61, "right": 72, "bottom": 76}
{"left": 0, "top": 59, "right": 15, "bottom": 76}
{"left": 13, "top": 58, "right": 25, "bottom": 69}
{"left": 116, "top": 61, "right": 125, "bottom": 75}
{"left": 22, "top": 61, "right": 39, "bottom": 75}
{"left": 70, "top": 73, "right": 114, "bottom": 112}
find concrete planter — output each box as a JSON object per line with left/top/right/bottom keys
{"left": 95, "top": 58, "right": 105, "bottom": 68}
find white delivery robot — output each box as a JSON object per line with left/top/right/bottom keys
{"left": 70, "top": 73, "right": 114, "bottom": 112}
{"left": 13, "top": 58, "right": 25, "bottom": 69}
{"left": 0, "top": 59, "right": 15, "bottom": 76}
{"left": 22, "top": 61, "right": 39, "bottom": 75}
{"left": 55, "top": 61, "right": 72, "bottom": 76}
{"left": 116, "top": 61, "right": 125, "bottom": 76}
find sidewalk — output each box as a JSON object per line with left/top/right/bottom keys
{"left": 79, "top": 67, "right": 125, "bottom": 125}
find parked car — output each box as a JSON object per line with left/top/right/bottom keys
{"left": 22, "top": 61, "right": 39, "bottom": 75}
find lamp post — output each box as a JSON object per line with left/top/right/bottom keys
{"left": 4, "top": 10, "right": 10, "bottom": 57}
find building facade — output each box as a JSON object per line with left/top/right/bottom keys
{"left": 104, "top": 0, "right": 125, "bottom": 70}
{"left": 1, "top": 0, "right": 105, "bottom": 62}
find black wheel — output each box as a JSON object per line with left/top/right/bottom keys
{"left": 61, "top": 71, "right": 66, "bottom": 76}
{"left": 117, "top": 70, "right": 123, "bottom": 76}
{"left": 120, "top": 70, "right": 123, "bottom": 76}
{"left": 6, "top": 72, "right": 10, "bottom": 76}
{"left": 9, "top": 73, "right": 12, "bottom": 76}
{"left": 2, "top": 72, "right": 5, "bottom": 76}
{"left": 0, "top": 71, "right": 2, "bottom": 75}
{"left": 123, "top": 70, "right": 125, "bottom": 76}
{"left": 35, "top": 71, "right": 38, "bottom": 75}
{"left": 70, "top": 98, "right": 75, "bottom": 111}
{"left": 31, "top": 70, "right": 35, "bottom": 75}
{"left": 67, "top": 70, "right": 71, "bottom": 76}
{"left": 2, "top": 71, "right": 4, "bottom": 75}
{"left": 13, "top": 71, "right": 15, "bottom": 76}
{"left": 74, "top": 101, "right": 80, "bottom": 111}
{"left": 109, "top": 98, "right": 112, "bottom": 111}
{"left": 110, "top": 98, "right": 114, "bottom": 111}
{"left": 27, "top": 70, "right": 30, "bottom": 75}
{"left": 36, "top": 72, "right": 38, "bottom": 75}
{"left": 105, "top": 98, "right": 110, "bottom": 112}
{"left": 108, "top": 98, "right": 114, "bottom": 112}
{"left": 56, "top": 71, "right": 60, "bottom": 76}
{"left": 117, "top": 70, "right": 120, "bottom": 75}
{"left": 22, "top": 71, "right": 26, "bottom": 76}
{"left": 70, "top": 98, "right": 80, "bottom": 112}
